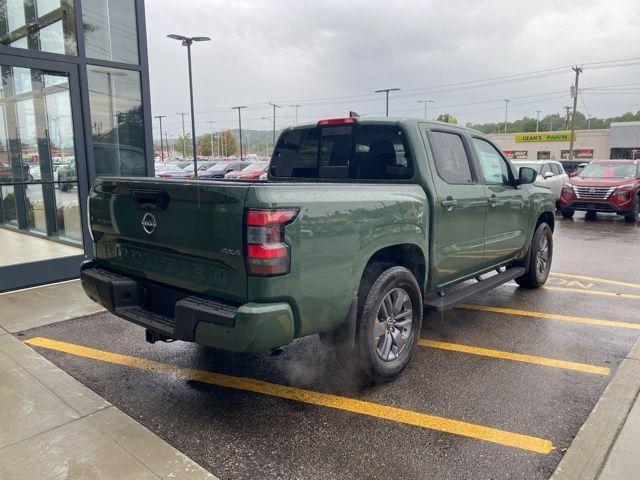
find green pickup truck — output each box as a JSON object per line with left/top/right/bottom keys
{"left": 81, "top": 117, "right": 554, "bottom": 382}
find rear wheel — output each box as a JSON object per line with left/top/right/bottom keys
{"left": 328, "top": 263, "right": 422, "bottom": 384}
{"left": 515, "top": 223, "right": 553, "bottom": 289}
{"left": 560, "top": 207, "right": 574, "bottom": 218}
{"left": 624, "top": 196, "right": 639, "bottom": 223}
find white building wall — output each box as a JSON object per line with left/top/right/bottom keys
{"left": 488, "top": 129, "right": 610, "bottom": 160}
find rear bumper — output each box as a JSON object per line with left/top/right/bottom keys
{"left": 80, "top": 262, "right": 294, "bottom": 352}
{"left": 560, "top": 199, "right": 630, "bottom": 214}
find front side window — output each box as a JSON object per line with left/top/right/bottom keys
{"left": 472, "top": 137, "right": 511, "bottom": 186}
{"left": 82, "top": 0, "right": 139, "bottom": 64}
{"left": 87, "top": 66, "right": 145, "bottom": 176}
{"left": 429, "top": 131, "right": 473, "bottom": 184}
{"left": 0, "top": 0, "right": 77, "bottom": 55}
{"left": 270, "top": 124, "right": 413, "bottom": 181}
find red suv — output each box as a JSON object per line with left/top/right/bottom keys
{"left": 560, "top": 159, "right": 640, "bottom": 223}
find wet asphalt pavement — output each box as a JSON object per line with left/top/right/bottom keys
{"left": 19, "top": 211, "right": 640, "bottom": 480}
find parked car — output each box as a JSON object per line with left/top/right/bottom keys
{"left": 0, "top": 160, "right": 30, "bottom": 182}
{"left": 569, "top": 162, "right": 589, "bottom": 178}
{"left": 29, "top": 164, "right": 64, "bottom": 184}
{"left": 512, "top": 160, "right": 568, "bottom": 204}
{"left": 198, "top": 160, "right": 251, "bottom": 179}
{"left": 154, "top": 163, "right": 185, "bottom": 177}
{"left": 224, "top": 161, "right": 269, "bottom": 179}
{"left": 57, "top": 161, "right": 77, "bottom": 191}
{"left": 560, "top": 159, "right": 640, "bottom": 222}
{"left": 82, "top": 117, "right": 554, "bottom": 383}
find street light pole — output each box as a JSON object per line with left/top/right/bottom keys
{"left": 503, "top": 99, "right": 510, "bottom": 134}
{"left": 535, "top": 110, "right": 541, "bottom": 133}
{"left": 417, "top": 100, "right": 434, "bottom": 120}
{"left": 269, "top": 103, "right": 281, "bottom": 146}
{"left": 289, "top": 104, "right": 301, "bottom": 125}
{"left": 206, "top": 121, "right": 215, "bottom": 158}
{"left": 231, "top": 106, "right": 247, "bottom": 160}
{"left": 374, "top": 88, "right": 401, "bottom": 117}
{"left": 568, "top": 65, "right": 583, "bottom": 160}
{"left": 167, "top": 34, "right": 211, "bottom": 177}
{"left": 154, "top": 115, "right": 166, "bottom": 161}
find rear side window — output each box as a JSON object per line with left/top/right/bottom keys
{"left": 429, "top": 131, "right": 473, "bottom": 184}
{"left": 269, "top": 124, "right": 413, "bottom": 181}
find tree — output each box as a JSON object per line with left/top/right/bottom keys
{"left": 219, "top": 130, "right": 238, "bottom": 156}
{"left": 174, "top": 134, "right": 192, "bottom": 158}
{"left": 197, "top": 135, "right": 213, "bottom": 156}
{"left": 436, "top": 113, "right": 458, "bottom": 125}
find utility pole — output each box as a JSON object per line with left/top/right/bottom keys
{"left": 206, "top": 121, "right": 215, "bottom": 158}
{"left": 269, "top": 103, "right": 281, "bottom": 146}
{"left": 374, "top": 88, "right": 401, "bottom": 117}
{"left": 417, "top": 100, "right": 435, "bottom": 120}
{"left": 535, "top": 110, "right": 541, "bottom": 133}
{"left": 289, "top": 104, "right": 301, "bottom": 125}
{"left": 503, "top": 99, "right": 510, "bottom": 134}
{"left": 568, "top": 65, "right": 583, "bottom": 160}
{"left": 163, "top": 131, "right": 170, "bottom": 157}
{"left": 231, "top": 106, "right": 247, "bottom": 160}
{"left": 176, "top": 112, "right": 188, "bottom": 158}
{"left": 563, "top": 106, "right": 571, "bottom": 131}
{"left": 154, "top": 115, "right": 166, "bottom": 161}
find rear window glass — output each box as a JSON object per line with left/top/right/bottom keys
{"left": 429, "top": 131, "right": 473, "bottom": 184}
{"left": 269, "top": 124, "right": 413, "bottom": 180}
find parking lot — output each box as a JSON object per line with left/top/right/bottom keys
{"left": 18, "top": 211, "right": 640, "bottom": 480}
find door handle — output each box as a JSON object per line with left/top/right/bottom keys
{"left": 441, "top": 198, "right": 458, "bottom": 211}
{"left": 488, "top": 195, "right": 500, "bottom": 206}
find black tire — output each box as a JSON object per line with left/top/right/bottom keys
{"left": 560, "top": 207, "right": 574, "bottom": 218}
{"left": 351, "top": 264, "right": 423, "bottom": 383}
{"left": 624, "top": 197, "right": 639, "bottom": 223}
{"left": 515, "top": 223, "right": 553, "bottom": 289}
{"left": 585, "top": 210, "right": 597, "bottom": 220}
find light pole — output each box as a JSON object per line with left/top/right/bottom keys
{"left": 503, "top": 99, "right": 510, "bottom": 134}
{"left": 269, "top": 103, "right": 281, "bottom": 146}
{"left": 231, "top": 106, "right": 247, "bottom": 160}
{"left": 167, "top": 34, "right": 211, "bottom": 177}
{"left": 206, "top": 121, "right": 216, "bottom": 158}
{"left": 535, "top": 110, "right": 541, "bottom": 133}
{"left": 289, "top": 104, "right": 301, "bottom": 125}
{"left": 374, "top": 88, "right": 401, "bottom": 117}
{"left": 417, "top": 100, "right": 435, "bottom": 120}
{"left": 154, "top": 115, "right": 166, "bottom": 161}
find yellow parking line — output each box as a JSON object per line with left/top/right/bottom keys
{"left": 549, "top": 273, "right": 640, "bottom": 291}
{"left": 24, "top": 336, "right": 555, "bottom": 454}
{"left": 459, "top": 304, "right": 640, "bottom": 330}
{"left": 419, "top": 339, "right": 609, "bottom": 376}
{"left": 543, "top": 286, "right": 640, "bottom": 301}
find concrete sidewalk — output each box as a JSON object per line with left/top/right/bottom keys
{"left": 0, "top": 280, "right": 216, "bottom": 480}
{"left": 552, "top": 334, "right": 640, "bottom": 480}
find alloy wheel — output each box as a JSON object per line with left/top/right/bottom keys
{"left": 373, "top": 288, "right": 414, "bottom": 362}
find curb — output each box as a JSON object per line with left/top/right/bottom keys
{"left": 551, "top": 336, "right": 640, "bottom": 480}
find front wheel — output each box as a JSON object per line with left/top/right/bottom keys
{"left": 515, "top": 223, "right": 553, "bottom": 289}
{"left": 353, "top": 265, "right": 423, "bottom": 383}
{"left": 624, "top": 197, "right": 639, "bottom": 223}
{"left": 560, "top": 207, "right": 574, "bottom": 218}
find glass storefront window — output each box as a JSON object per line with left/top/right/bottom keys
{"left": 87, "top": 66, "right": 146, "bottom": 176}
{"left": 82, "top": 0, "right": 139, "bottom": 64}
{"left": 0, "top": 0, "right": 77, "bottom": 55}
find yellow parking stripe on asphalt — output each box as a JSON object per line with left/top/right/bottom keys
{"left": 543, "top": 286, "right": 640, "bottom": 301}
{"left": 24, "top": 336, "right": 555, "bottom": 454}
{"left": 419, "top": 339, "right": 610, "bottom": 376}
{"left": 549, "top": 273, "right": 640, "bottom": 291}
{"left": 459, "top": 304, "right": 640, "bottom": 330}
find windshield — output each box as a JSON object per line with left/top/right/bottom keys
{"left": 579, "top": 162, "right": 636, "bottom": 179}
{"left": 513, "top": 162, "right": 542, "bottom": 173}
{"left": 242, "top": 161, "right": 269, "bottom": 172}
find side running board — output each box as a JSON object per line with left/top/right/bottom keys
{"left": 425, "top": 267, "right": 526, "bottom": 311}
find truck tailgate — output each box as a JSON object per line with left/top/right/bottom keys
{"left": 90, "top": 177, "right": 250, "bottom": 303}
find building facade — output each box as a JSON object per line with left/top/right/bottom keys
{"left": 489, "top": 123, "right": 640, "bottom": 171}
{"left": 0, "top": 0, "right": 153, "bottom": 291}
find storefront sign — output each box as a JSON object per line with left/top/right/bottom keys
{"left": 515, "top": 132, "right": 573, "bottom": 142}
{"left": 561, "top": 149, "right": 593, "bottom": 159}
{"left": 503, "top": 150, "right": 528, "bottom": 160}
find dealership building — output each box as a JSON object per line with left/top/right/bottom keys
{"left": 488, "top": 121, "right": 640, "bottom": 168}
{"left": 0, "top": 0, "right": 153, "bottom": 291}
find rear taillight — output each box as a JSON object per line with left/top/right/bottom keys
{"left": 317, "top": 117, "right": 358, "bottom": 127}
{"left": 245, "top": 208, "right": 298, "bottom": 276}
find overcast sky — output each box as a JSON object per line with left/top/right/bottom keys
{"left": 145, "top": 0, "right": 640, "bottom": 137}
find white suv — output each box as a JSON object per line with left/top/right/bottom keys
{"left": 512, "top": 160, "right": 569, "bottom": 204}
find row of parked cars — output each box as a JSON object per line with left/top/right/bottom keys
{"left": 154, "top": 155, "right": 270, "bottom": 181}
{"left": 512, "top": 158, "right": 640, "bottom": 223}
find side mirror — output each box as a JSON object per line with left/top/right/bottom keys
{"left": 518, "top": 166, "right": 537, "bottom": 185}
{"left": 543, "top": 171, "right": 554, "bottom": 179}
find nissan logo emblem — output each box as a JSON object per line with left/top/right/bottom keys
{"left": 589, "top": 187, "right": 596, "bottom": 194}
{"left": 141, "top": 212, "right": 157, "bottom": 235}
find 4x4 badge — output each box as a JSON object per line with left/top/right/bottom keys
{"left": 141, "top": 212, "right": 157, "bottom": 235}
